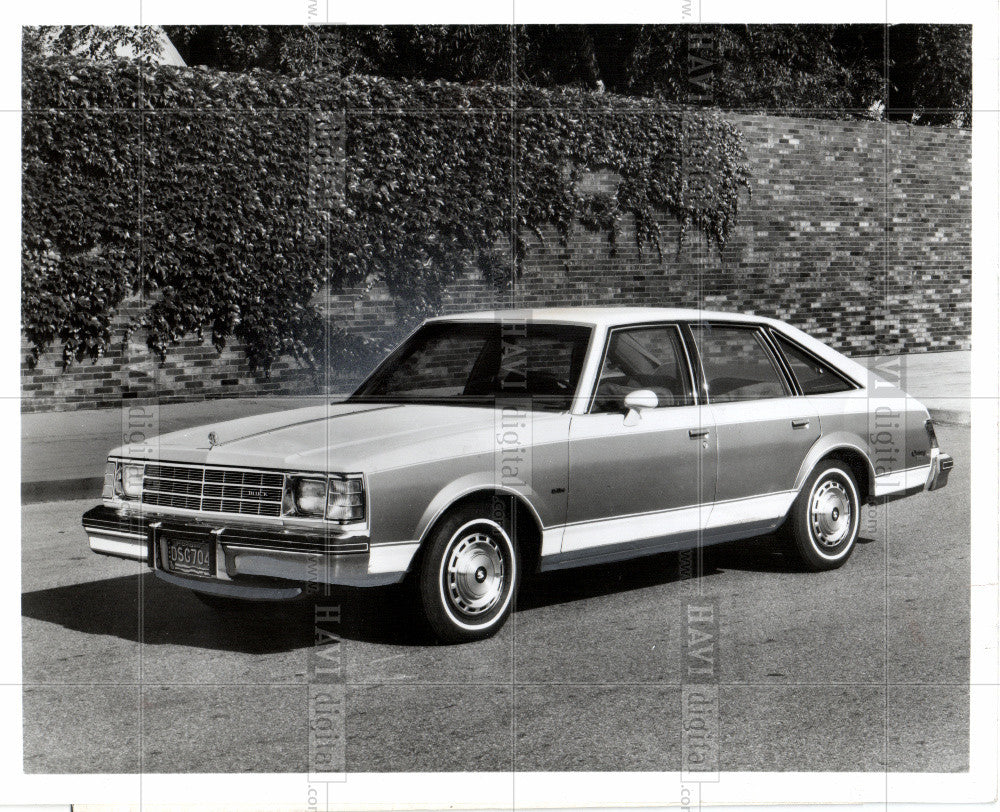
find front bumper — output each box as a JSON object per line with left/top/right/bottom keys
{"left": 82, "top": 505, "right": 417, "bottom": 597}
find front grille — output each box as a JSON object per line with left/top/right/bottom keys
{"left": 142, "top": 463, "right": 285, "bottom": 517}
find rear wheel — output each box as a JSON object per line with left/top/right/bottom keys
{"left": 783, "top": 460, "right": 861, "bottom": 571}
{"left": 418, "top": 500, "right": 519, "bottom": 643}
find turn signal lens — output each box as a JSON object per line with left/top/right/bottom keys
{"left": 327, "top": 477, "right": 365, "bottom": 523}
{"left": 103, "top": 461, "right": 117, "bottom": 499}
{"left": 294, "top": 478, "right": 328, "bottom": 516}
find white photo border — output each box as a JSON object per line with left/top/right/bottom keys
{"left": 1, "top": 0, "right": 996, "bottom": 807}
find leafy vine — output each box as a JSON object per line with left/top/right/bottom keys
{"left": 22, "top": 57, "right": 751, "bottom": 373}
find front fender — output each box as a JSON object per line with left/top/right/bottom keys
{"left": 414, "top": 472, "right": 549, "bottom": 546}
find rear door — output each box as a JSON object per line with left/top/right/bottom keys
{"left": 687, "top": 322, "right": 820, "bottom": 532}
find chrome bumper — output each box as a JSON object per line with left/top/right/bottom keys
{"left": 927, "top": 450, "right": 954, "bottom": 492}
{"left": 82, "top": 505, "right": 417, "bottom": 595}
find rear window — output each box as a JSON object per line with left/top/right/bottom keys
{"left": 772, "top": 333, "right": 854, "bottom": 395}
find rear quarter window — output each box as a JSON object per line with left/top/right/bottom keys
{"left": 773, "top": 332, "right": 855, "bottom": 395}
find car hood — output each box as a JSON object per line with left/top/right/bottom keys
{"left": 109, "top": 401, "right": 521, "bottom": 473}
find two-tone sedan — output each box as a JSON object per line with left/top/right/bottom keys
{"left": 83, "top": 308, "right": 952, "bottom": 642}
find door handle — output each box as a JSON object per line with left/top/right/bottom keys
{"left": 791, "top": 419, "right": 811, "bottom": 429}
{"left": 689, "top": 428, "right": 709, "bottom": 438}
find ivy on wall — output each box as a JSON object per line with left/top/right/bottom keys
{"left": 22, "top": 57, "right": 751, "bottom": 374}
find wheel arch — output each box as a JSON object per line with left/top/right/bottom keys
{"left": 411, "top": 482, "right": 545, "bottom": 575}
{"left": 793, "top": 434, "right": 876, "bottom": 503}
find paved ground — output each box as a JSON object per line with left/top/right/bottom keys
{"left": 21, "top": 426, "right": 969, "bottom": 773}
{"left": 856, "top": 350, "right": 971, "bottom": 426}
{"left": 20, "top": 351, "right": 970, "bottom": 504}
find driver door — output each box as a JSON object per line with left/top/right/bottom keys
{"left": 563, "top": 323, "right": 717, "bottom": 557}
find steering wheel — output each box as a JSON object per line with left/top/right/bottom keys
{"left": 526, "top": 370, "right": 572, "bottom": 395}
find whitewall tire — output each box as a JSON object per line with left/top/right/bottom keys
{"left": 783, "top": 461, "right": 861, "bottom": 571}
{"left": 418, "top": 500, "right": 518, "bottom": 643}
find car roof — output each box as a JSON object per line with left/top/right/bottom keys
{"left": 425, "top": 307, "right": 783, "bottom": 329}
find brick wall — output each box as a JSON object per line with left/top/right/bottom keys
{"left": 21, "top": 113, "right": 971, "bottom": 412}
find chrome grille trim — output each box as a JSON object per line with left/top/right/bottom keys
{"left": 139, "top": 462, "right": 285, "bottom": 518}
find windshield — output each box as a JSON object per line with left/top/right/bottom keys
{"left": 350, "top": 321, "right": 593, "bottom": 411}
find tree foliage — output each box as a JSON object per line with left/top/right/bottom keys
{"left": 163, "top": 24, "right": 970, "bottom": 125}
{"left": 22, "top": 25, "right": 164, "bottom": 63}
{"left": 26, "top": 24, "right": 972, "bottom": 126}
{"left": 22, "top": 58, "right": 326, "bottom": 372}
{"left": 627, "top": 25, "right": 886, "bottom": 114}
{"left": 22, "top": 57, "right": 750, "bottom": 373}
{"left": 890, "top": 25, "right": 972, "bottom": 126}
{"left": 163, "top": 26, "right": 324, "bottom": 74}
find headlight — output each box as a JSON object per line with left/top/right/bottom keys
{"left": 121, "top": 464, "right": 144, "bottom": 499}
{"left": 110, "top": 461, "right": 144, "bottom": 500}
{"left": 293, "top": 478, "right": 328, "bottom": 517}
{"left": 285, "top": 474, "right": 366, "bottom": 522}
{"left": 327, "top": 477, "right": 365, "bottom": 523}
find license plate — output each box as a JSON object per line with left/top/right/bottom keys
{"left": 164, "top": 536, "right": 214, "bottom": 577}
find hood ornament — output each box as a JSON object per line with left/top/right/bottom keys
{"left": 208, "top": 431, "right": 218, "bottom": 448}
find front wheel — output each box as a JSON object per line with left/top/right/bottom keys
{"left": 782, "top": 460, "right": 861, "bottom": 571}
{"left": 418, "top": 501, "right": 519, "bottom": 643}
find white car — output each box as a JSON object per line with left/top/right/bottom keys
{"left": 84, "top": 308, "right": 952, "bottom": 642}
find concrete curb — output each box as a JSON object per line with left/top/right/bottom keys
{"left": 22, "top": 478, "right": 104, "bottom": 505}
{"left": 928, "top": 407, "right": 971, "bottom": 428}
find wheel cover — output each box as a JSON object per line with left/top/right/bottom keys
{"left": 444, "top": 532, "right": 506, "bottom": 617}
{"left": 809, "top": 478, "right": 853, "bottom": 547}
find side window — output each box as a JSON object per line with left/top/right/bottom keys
{"left": 773, "top": 332, "right": 854, "bottom": 395}
{"left": 591, "top": 325, "right": 694, "bottom": 413}
{"left": 691, "top": 324, "right": 789, "bottom": 403}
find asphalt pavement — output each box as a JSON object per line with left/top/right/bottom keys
{"left": 21, "top": 426, "right": 970, "bottom": 773}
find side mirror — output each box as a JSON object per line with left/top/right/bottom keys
{"left": 623, "top": 389, "right": 658, "bottom": 426}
